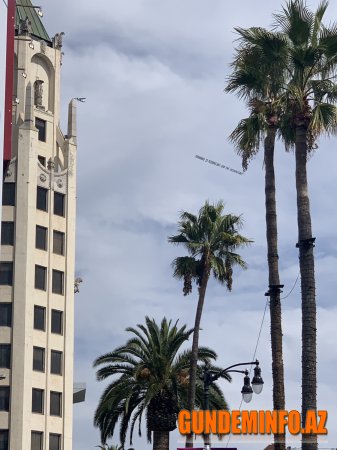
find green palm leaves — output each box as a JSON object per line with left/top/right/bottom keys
{"left": 93, "top": 317, "right": 228, "bottom": 447}
{"left": 169, "top": 201, "right": 251, "bottom": 293}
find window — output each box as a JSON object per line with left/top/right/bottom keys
{"left": 0, "top": 263, "right": 13, "bottom": 286}
{"left": 53, "top": 231, "right": 64, "bottom": 255}
{"left": 33, "top": 347, "right": 45, "bottom": 372}
{"left": 54, "top": 192, "right": 65, "bottom": 217}
{"left": 0, "top": 430, "right": 8, "bottom": 450}
{"left": 34, "top": 306, "right": 45, "bottom": 331}
{"left": 31, "top": 431, "right": 43, "bottom": 450}
{"left": 1, "top": 222, "right": 14, "bottom": 246}
{"left": 50, "top": 391, "right": 62, "bottom": 416}
{"left": 0, "top": 387, "right": 9, "bottom": 411}
{"left": 52, "top": 270, "right": 63, "bottom": 295}
{"left": 51, "top": 310, "right": 63, "bottom": 334}
{"left": 38, "top": 155, "right": 46, "bottom": 166}
{"left": 0, "top": 304, "right": 12, "bottom": 327}
{"left": 35, "top": 118, "right": 46, "bottom": 142}
{"left": 49, "top": 434, "right": 61, "bottom": 450}
{"left": 2, "top": 183, "right": 15, "bottom": 206}
{"left": 32, "top": 388, "right": 44, "bottom": 413}
{"left": 51, "top": 350, "right": 62, "bottom": 375}
{"left": 36, "top": 226, "right": 47, "bottom": 250}
{"left": 36, "top": 187, "right": 48, "bottom": 211}
{"left": 35, "top": 265, "right": 46, "bottom": 291}
{"left": 0, "top": 345, "right": 10, "bottom": 369}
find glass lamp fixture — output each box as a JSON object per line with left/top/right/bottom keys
{"left": 252, "top": 363, "right": 264, "bottom": 394}
{"left": 241, "top": 370, "right": 253, "bottom": 403}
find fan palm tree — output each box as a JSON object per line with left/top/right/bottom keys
{"left": 94, "top": 317, "right": 229, "bottom": 450}
{"left": 226, "top": 3, "right": 337, "bottom": 449}
{"left": 226, "top": 28, "right": 287, "bottom": 450}
{"left": 274, "top": 3, "right": 337, "bottom": 449}
{"left": 168, "top": 200, "right": 250, "bottom": 446}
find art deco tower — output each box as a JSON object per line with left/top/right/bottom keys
{"left": 0, "top": 2, "right": 78, "bottom": 449}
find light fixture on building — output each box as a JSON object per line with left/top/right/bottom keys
{"left": 17, "top": 68, "right": 27, "bottom": 78}
{"left": 29, "top": 40, "right": 34, "bottom": 49}
{"left": 16, "top": 4, "right": 43, "bottom": 17}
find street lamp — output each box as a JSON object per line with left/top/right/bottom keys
{"left": 202, "top": 359, "right": 264, "bottom": 409}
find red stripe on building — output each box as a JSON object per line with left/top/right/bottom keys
{"left": 3, "top": 0, "right": 15, "bottom": 173}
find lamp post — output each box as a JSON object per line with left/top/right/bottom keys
{"left": 201, "top": 360, "right": 264, "bottom": 450}
{"left": 202, "top": 359, "right": 264, "bottom": 409}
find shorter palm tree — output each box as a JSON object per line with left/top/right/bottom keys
{"left": 168, "top": 200, "right": 251, "bottom": 446}
{"left": 94, "top": 317, "right": 229, "bottom": 450}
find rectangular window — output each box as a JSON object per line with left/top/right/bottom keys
{"left": 36, "top": 225, "right": 47, "bottom": 250}
{"left": 49, "top": 434, "right": 61, "bottom": 450}
{"left": 33, "top": 347, "right": 45, "bottom": 372}
{"left": 51, "top": 310, "right": 63, "bottom": 334}
{"left": 35, "top": 118, "right": 46, "bottom": 142}
{"left": 50, "top": 391, "right": 62, "bottom": 416}
{"left": 35, "top": 265, "right": 46, "bottom": 291}
{"left": 52, "top": 270, "right": 64, "bottom": 295}
{"left": 2, "top": 183, "right": 15, "bottom": 206}
{"left": 38, "top": 155, "right": 46, "bottom": 166}
{"left": 0, "top": 430, "right": 8, "bottom": 450}
{"left": 1, "top": 222, "right": 14, "bottom": 246}
{"left": 51, "top": 350, "right": 62, "bottom": 375}
{"left": 0, "top": 387, "right": 9, "bottom": 411}
{"left": 0, "top": 263, "right": 13, "bottom": 286}
{"left": 32, "top": 388, "right": 44, "bottom": 414}
{"left": 31, "top": 431, "right": 43, "bottom": 450}
{"left": 36, "top": 187, "right": 48, "bottom": 211}
{"left": 54, "top": 192, "right": 65, "bottom": 217}
{"left": 53, "top": 230, "right": 65, "bottom": 255}
{"left": 0, "top": 304, "right": 12, "bottom": 327}
{"left": 0, "top": 345, "right": 10, "bottom": 369}
{"left": 34, "top": 305, "right": 45, "bottom": 331}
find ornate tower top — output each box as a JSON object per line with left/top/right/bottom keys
{"left": 15, "top": 0, "right": 51, "bottom": 44}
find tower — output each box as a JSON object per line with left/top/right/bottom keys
{"left": 0, "top": 2, "right": 77, "bottom": 449}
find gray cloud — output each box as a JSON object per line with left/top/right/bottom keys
{"left": 12, "top": 0, "right": 337, "bottom": 449}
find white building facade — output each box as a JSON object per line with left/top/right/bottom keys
{"left": 0, "top": 3, "right": 77, "bottom": 450}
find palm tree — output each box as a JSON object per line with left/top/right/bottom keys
{"left": 226, "top": 29, "right": 287, "bottom": 450}
{"left": 168, "top": 200, "right": 250, "bottom": 446}
{"left": 273, "top": 3, "right": 337, "bottom": 449}
{"left": 93, "top": 317, "right": 228, "bottom": 450}
{"left": 96, "top": 445, "right": 134, "bottom": 450}
{"left": 226, "top": 3, "right": 337, "bottom": 449}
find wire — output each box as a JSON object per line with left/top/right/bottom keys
{"left": 225, "top": 298, "right": 269, "bottom": 448}
{"left": 2, "top": 0, "right": 8, "bottom": 7}
{"left": 225, "top": 271, "right": 300, "bottom": 447}
{"left": 281, "top": 271, "right": 300, "bottom": 300}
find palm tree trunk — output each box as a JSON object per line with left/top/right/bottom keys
{"left": 153, "top": 430, "right": 169, "bottom": 450}
{"left": 264, "top": 126, "right": 286, "bottom": 450}
{"left": 295, "top": 124, "right": 317, "bottom": 450}
{"left": 185, "top": 255, "right": 211, "bottom": 447}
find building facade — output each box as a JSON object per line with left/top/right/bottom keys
{"left": 0, "top": 2, "right": 77, "bottom": 450}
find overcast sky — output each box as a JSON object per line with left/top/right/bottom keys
{"left": 2, "top": 1, "right": 337, "bottom": 449}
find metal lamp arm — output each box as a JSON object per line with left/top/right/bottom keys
{"left": 221, "top": 360, "right": 259, "bottom": 374}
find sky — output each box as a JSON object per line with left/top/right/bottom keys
{"left": 2, "top": 1, "right": 337, "bottom": 449}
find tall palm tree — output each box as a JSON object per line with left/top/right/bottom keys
{"left": 226, "top": 29, "right": 287, "bottom": 450}
{"left": 226, "top": 3, "right": 337, "bottom": 449}
{"left": 93, "top": 317, "right": 228, "bottom": 450}
{"left": 274, "top": 3, "right": 337, "bottom": 449}
{"left": 168, "top": 200, "right": 250, "bottom": 446}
